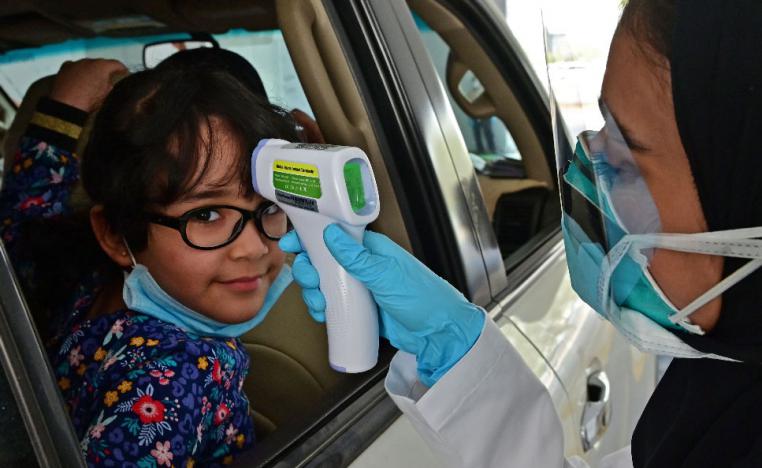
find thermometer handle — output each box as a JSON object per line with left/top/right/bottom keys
{"left": 290, "top": 216, "right": 379, "bottom": 373}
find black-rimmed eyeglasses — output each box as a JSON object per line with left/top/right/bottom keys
{"left": 145, "top": 202, "right": 288, "bottom": 250}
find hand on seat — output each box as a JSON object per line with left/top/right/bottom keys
{"left": 49, "top": 59, "right": 128, "bottom": 112}
{"left": 279, "top": 224, "right": 485, "bottom": 386}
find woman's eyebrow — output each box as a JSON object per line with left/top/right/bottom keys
{"left": 597, "top": 98, "right": 651, "bottom": 151}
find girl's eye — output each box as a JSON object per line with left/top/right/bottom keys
{"left": 191, "top": 208, "right": 221, "bottom": 223}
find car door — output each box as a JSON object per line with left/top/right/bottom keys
{"left": 323, "top": 0, "right": 657, "bottom": 465}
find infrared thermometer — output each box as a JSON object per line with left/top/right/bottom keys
{"left": 251, "top": 139, "right": 381, "bottom": 373}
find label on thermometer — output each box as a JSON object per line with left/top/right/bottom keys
{"left": 273, "top": 160, "right": 321, "bottom": 212}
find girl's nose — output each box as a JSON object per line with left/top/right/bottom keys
{"left": 228, "top": 219, "right": 269, "bottom": 259}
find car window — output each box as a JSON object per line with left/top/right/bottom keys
{"left": 0, "top": 28, "right": 313, "bottom": 187}
{"left": 0, "top": 365, "right": 38, "bottom": 467}
{"left": 411, "top": 11, "right": 559, "bottom": 264}
{"left": 414, "top": 14, "right": 522, "bottom": 165}
{"left": 0, "top": 29, "right": 312, "bottom": 115}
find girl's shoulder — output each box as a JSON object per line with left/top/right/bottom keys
{"left": 54, "top": 309, "right": 255, "bottom": 465}
{"left": 57, "top": 308, "right": 250, "bottom": 370}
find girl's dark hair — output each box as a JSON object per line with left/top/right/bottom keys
{"left": 619, "top": 0, "right": 676, "bottom": 65}
{"left": 82, "top": 66, "right": 298, "bottom": 252}
{"left": 21, "top": 66, "right": 297, "bottom": 337}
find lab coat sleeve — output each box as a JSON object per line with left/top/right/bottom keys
{"left": 385, "top": 315, "right": 584, "bottom": 468}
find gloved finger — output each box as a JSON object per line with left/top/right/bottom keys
{"left": 278, "top": 230, "right": 303, "bottom": 253}
{"left": 323, "top": 224, "right": 391, "bottom": 290}
{"left": 291, "top": 253, "right": 320, "bottom": 289}
{"left": 302, "top": 288, "right": 326, "bottom": 323}
{"left": 362, "top": 230, "right": 409, "bottom": 257}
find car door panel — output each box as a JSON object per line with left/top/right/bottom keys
{"left": 499, "top": 242, "right": 655, "bottom": 462}
{"left": 349, "top": 317, "right": 568, "bottom": 468}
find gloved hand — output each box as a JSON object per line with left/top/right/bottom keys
{"left": 279, "top": 224, "right": 485, "bottom": 387}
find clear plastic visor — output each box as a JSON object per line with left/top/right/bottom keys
{"left": 557, "top": 100, "right": 662, "bottom": 251}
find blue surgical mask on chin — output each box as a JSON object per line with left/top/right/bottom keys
{"left": 121, "top": 244, "right": 293, "bottom": 338}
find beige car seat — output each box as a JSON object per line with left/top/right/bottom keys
{"left": 3, "top": 72, "right": 349, "bottom": 440}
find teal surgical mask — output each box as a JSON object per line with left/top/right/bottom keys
{"left": 121, "top": 244, "right": 292, "bottom": 338}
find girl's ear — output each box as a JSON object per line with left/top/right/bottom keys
{"left": 90, "top": 205, "right": 133, "bottom": 269}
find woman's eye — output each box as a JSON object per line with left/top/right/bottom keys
{"left": 191, "top": 209, "right": 221, "bottom": 223}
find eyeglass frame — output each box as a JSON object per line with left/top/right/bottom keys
{"left": 145, "top": 201, "right": 288, "bottom": 250}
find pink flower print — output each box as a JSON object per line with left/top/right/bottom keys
{"left": 103, "top": 355, "right": 118, "bottom": 370}
{"left": 150, "top": 369, "right": 176, "bottom": 385}
{"left": 225, "top": 424, "right": 238, "bottom": 444}
{"left": 68, "top": 346, "right": 84, "bottom": 367}
{"left": 150, "top": 440, "right": 174, "bottom": 467}
{"left": 201, "top": 396, "right": 211, "bottom": 415}
{"left": 89, "top": 423, "right": 105, "bottom": 439}
{"left": 49, "top": 167, "right": 64, "bottom": 184}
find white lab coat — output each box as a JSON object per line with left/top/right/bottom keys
{"left": 384, "top": 315, "right": 633, "bottom": 468}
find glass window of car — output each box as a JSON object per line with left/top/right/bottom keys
{"left": 410, "top": 10, "right": 559, "bottom": 265}
{"left": 0, "top": 29, "right": 314, "bottom": 180}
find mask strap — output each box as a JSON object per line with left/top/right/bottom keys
{"left": 122, "top": 238, "right": 137, "bottom": 267}
{"left": 628, "top": 233, "right": 762, "bottom": 260}
{"left": 669, "top": 258, "right": 762, "bottom": 327}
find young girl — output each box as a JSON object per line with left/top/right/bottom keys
{"left": 0, "top": 59, "right": 298, "bottom": 466}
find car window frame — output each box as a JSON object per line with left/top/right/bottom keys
{"left": 0, "top": 243, "right": 84, "bottom": 467}
{"left": 413, "top": 0, "right": 564, "bottom": 282}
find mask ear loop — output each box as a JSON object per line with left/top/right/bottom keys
{"left": 122, "top": 238, "right": 137, "bottom": 267}
{"left": 626, "top": 231, "right": 762, "bottom": 333}
{"left": 669, "top": 259, "right": 762, "bottom": 329}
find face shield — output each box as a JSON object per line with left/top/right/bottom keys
{"left": 556, "top": 99, "right": 693, "bottom": 330}
{"left": 541, "top": 7, "right": 703, "bottom": 335}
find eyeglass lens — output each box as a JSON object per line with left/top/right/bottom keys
{"left": 185, "top": 206, "right": 287, "bottom": 248}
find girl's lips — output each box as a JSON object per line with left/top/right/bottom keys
{"left": 219, "top": 276, "right": 263, "bottom": 292}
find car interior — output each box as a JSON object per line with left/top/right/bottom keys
{"left": 409, "top": 0, "right": 560, "bottom": 263}
{"left": 0, "top": 0, "right": 558, "bottom": 465}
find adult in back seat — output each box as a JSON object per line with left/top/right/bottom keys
{"left": 156, "top": 47, "right": 325, "bottom": 144}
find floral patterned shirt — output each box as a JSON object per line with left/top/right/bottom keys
{"left": 0, "top": 103, "right": 255, "bottom": 467}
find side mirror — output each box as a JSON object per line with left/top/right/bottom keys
{"left": 143, "top": 40, "right": 217, "bottom": 69}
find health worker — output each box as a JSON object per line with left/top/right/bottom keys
{"left": 281, "top": 0, "right": 762, "bottom": 467}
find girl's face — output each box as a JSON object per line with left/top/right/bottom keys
{"left": 134, "top": 119, "right": 285, "bottom": 324}
{"left": 600, "top": 31, "right": 724, "bottom": 331}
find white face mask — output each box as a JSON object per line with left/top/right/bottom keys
{"left": 121, "top": 243, "right": 293, "bottom": 338}
{"left": 595, "top": 223, "right": 762, "bottom": 358}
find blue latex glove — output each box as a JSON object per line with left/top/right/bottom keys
{"left": 279, "top": 224, "right": 485, "bottom": 387}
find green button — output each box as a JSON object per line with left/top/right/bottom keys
{"left": 344, "top": 161, "right": 366, "bottom": 213}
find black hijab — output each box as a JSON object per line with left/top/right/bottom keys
{"left": 632, "top": 1, "right": 762, "bottom": 466}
